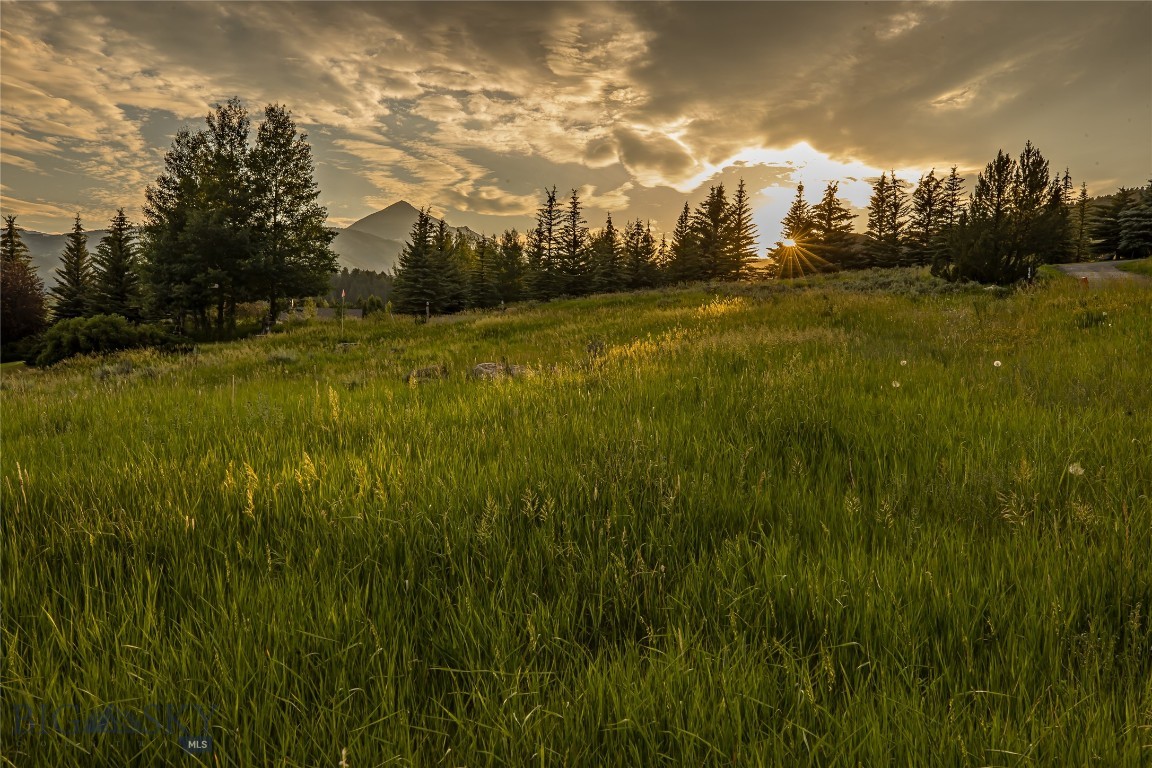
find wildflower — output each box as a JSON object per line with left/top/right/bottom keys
{"left": 994, "top": 360, "right": 1002, "bottom": 367}
{"left": 900, "top": 360, "right": 907, "bottom": 366}
{"left": 892, "top": 380, "right": 900, "bottom": 388}
{"left": 1068, "top": 463, "right": 1085, "bottom": 476}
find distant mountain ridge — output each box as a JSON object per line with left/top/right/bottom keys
{"left": 17, "top": 201, "right": 472, "bottom": 286}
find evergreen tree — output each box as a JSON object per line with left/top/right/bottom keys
{"left": 809, "top": 181, "right": 857, "bottom": 269}
{"left": 557, "top": 189, "right": 590, "bottom": 295}
{"left": 92, "top": 209, "right": 143, "bottom": 322}
{"left": 1118, "top": 181, "right": 1152, "bottom": 259}
{"left": 431, "top": 220, "right": 468, "bottom": 313}
{"left": 0, "top": 215, "right": 48, "bottom": 344}
{"left": 958, "top": 150, "right": 1017, "bottom": 283}
{"left": 588, "top": 213, "right": 622, "bottom": 293}
{"left": 726, "top": 179, "right": 759, "bottom": 278}
{"left": 1072, "top": 182, "right": 1091, "bottom": 261}
{"left": 667, "top": 202, "right": 699, "bottom": 282}
{"left": 1090, "top": 187, "right": 1135, "bottom": 259}
{"left": 524, "top": 187, "right": 561, "bottom": 300}
{"left": 391, "top": 207, "right": 436, "bottom": 315}
{"left": 51, "top": 214, "right": 94, "bottom": 321}
{"left": 468, "top": 235, "right": 500, "bottom": 309}
{"left": 495, "top": 229, "right": 524, "bottom": 304}
{"left": 1012, "top": 140, "right": 1057, "bottom": 268}
{"left": 780, "top": 183, "right": 813, "bottom": 244}
{"left": 909, "top": 170, "right": 943, "bottom": 266}
{"left": 931, "top": 166, "right": 966, "bottom": 277}
{"left": 247, "top": 104, "right": 338, "bottom": 326}
{"left": 689, "top": 184, "right": 730, "bottom": 280}
{"left": 622, "top": 219, "right": 658, "bottom": 290}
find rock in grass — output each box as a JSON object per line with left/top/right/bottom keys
{"left": 470, "top": 362, "right": 529, "bottom": 380}
{"left": 404, "top": 364, "right": 448, "bottom": 384}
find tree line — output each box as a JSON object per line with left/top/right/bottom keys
{"left": 1, "top": 98, "right": 337, "bottom": 358}
{"left": 775, "top": 141, "right": 1152, "bottom": 284}
{"left": 391, "top": 181, "right": 761, "bottom": 314}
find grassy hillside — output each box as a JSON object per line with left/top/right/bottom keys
{"left": 2, "top": 270, "right": 1150, "bottom": 766}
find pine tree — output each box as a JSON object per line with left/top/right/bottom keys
{"left": 431, "top": 220, "right": 468, "bottom": 313}
{"left": 1012, "top": 140, "right": 1055, "bottom": 268}
{"left": 468, "top": 235, "right": 500, "bottom": 309}
{"left": 667, "top": 202, "right": 699, "bottom": 283}
{"left": 51, "top": 214, "right": 94, "bottom": 321}
{"left": 780, "top": 183, "right": 813, "bottom": 244}
{"left": 524, "top": 187, "right": 561, "bottom": 300}
{"left": 1073, "top": 183, "right": 1091, "bottom": 262}
{"left": 1118, "top": 181, "right": 1152, "bottom": 259}
{"left": 92, "top": 209, "right": 143, "bottom": 322}
{"left": 557, "top": 189, "right": 590, "bottom": 295}
{"left": 248, "top": 104, "right": 337, "bottom": 326}
{"left": 725, "top": 179, "right": 759, "bottom": 278}
{"left": 588, "top": 213, "right": 622, "bottom": 293}
{"left": 959, "top": 150, "right": 1017, "bottom": 283}
{"left": 1090, "top": 188, "right": 1135, "bottom": 259}
{"left": 622, "top": 219, "right": 658, "bottom": 290}
{"left": 809, "top": 181, "right": 857, "bottom": 269}
{"left": 391, "top": 208, "right": 436, "bottom": 315}
{"left": 1, "top": 215, "right": 48, "bottom": 344}
{"left": 931, "top": 166, "right": 966, "bottom": 277}
{"left": 909, "top": 170, "right": 942, "bottom": 266}
{"left": 689, "top": 184, "right": 731, "bottom": 280}
{"left": 495, "top": 229, "right": 524, "bottom": 304}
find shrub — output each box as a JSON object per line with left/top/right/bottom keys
{"left": 34, "top": 314, "right": 175, "bottom": 367}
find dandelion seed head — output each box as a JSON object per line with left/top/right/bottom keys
{"left": 892, "top": 380, "right": 900, "bottom": 388}
{"left": 994, "top": 360, "right": 1002, "bottom": 367}
{"left": 900, "top": 360, "right": 907, "bottom": 366}
{"left": 1068, "top": 463, "right": 1085, "bottom": 476}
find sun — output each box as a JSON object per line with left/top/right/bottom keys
{"left": 782, "top": 238, "right": 797, "bottom": 247}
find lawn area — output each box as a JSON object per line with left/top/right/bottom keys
{"left": 1116, "top": 257, "right": 1152, "bottom": 278}
{"left": 2, "top": 269, "right": 1150, "bottom": 766}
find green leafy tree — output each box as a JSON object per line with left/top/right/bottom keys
{"left": 92, "top": 209, "right": 143, "bottom": 322}
{"left": 1, "top": 215, "right": 48, "bottom": 344}
{"left": 51, "top": 214, "right": 94, "bottom": 321}
{"left": 248, "top": 104, "right": 338, "bottom": 326}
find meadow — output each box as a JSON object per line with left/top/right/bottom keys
{"left": 2, "top": 268, "right": 1150, "bottom": 766}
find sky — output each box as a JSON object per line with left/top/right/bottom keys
{"left": 2, "top": 1, "right": 1150, "bottom": 247}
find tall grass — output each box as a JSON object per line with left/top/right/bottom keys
{"left": 2, "top": 270, "right": 1150, "bottom": 766}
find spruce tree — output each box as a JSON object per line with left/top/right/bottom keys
{"left": 1118, "top": 181, "right": 1152, "bottom": 259}
{"left": 689, "top": 184, "right": 731, "bottom": 280}
{"left": 391, "top": 208, "right": 436, "bottom": 315}
{"left": 248, "top": 104, "right": 337, "bottom": 326}
{"left": 780, "top": 183, "right": 814, "bottom": 244}
{"left": 92, "top": 209, "right": 143, "bottom": 322}
{"left": 1073, "top": 183, "right": 1090, "bottom": 261}
{"left": 51, "top": 214, "right": 94, "bottom": 321}
{"left": 622, "top": 219, "right": 658, "bottom": 290}
{"left": 959, "top": 150, "right": 1017, "bottom": 283}
{"left": 431, "top": 220, "right": 468, "bottom": 313}
{"left": 931, "top": 166, "right": 966, "bottom": 277}
{"left": 557, "top": 189, "right": 590, "bottom": 295}
{"left": 910, "top": 170, "right": 943, "bottom": 266}
{"left": 726, "top": 179, "right": 759, "bottom": 278}
{"left": 588, "top": 213, "right": 622, "bottom": 293}
{"left": 1090, "top": 188, "right": 1134, "bottom": 259}
{"left": 524, "top": 187, "right": 561, "bottom": 299}
{"left": 667, "top": 202, "right": 699, "bottom": 283}
{"left": 0, "top": 215, "right": 48, "bottom": 344}
{"left": 809, "top": 181, "right": 857, "bottom": 269}
{"left": 495, "top": 229, "right": 524, "bottom": 303}
{"left": 468, "top": 235, "right": 500, "bottom": 309}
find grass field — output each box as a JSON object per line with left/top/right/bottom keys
{"left": 2, "top": 269, "right": 1150, "bottom": 766}
{"left": 1116, "top": 258, "right": 1152, "bottom": 279}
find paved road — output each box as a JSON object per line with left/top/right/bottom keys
{"left": 1055, "top": 261, "right": 1147, "bottom": 285}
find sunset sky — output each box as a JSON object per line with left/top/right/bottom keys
{"left": 2, "top": 1, "right": 1149, "bottom": 245}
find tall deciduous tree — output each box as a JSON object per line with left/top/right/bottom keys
{"left": 248, "top": 104, "right": 337, "bottom": 326}
{"left": 51, "top": 215, "right": 94, "bottom": 321}
{"left": 92, "top": 209, "right": 143, "bottom": 322}
{"left": 1, "top": 215, "right": 48, "bottom": 344}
